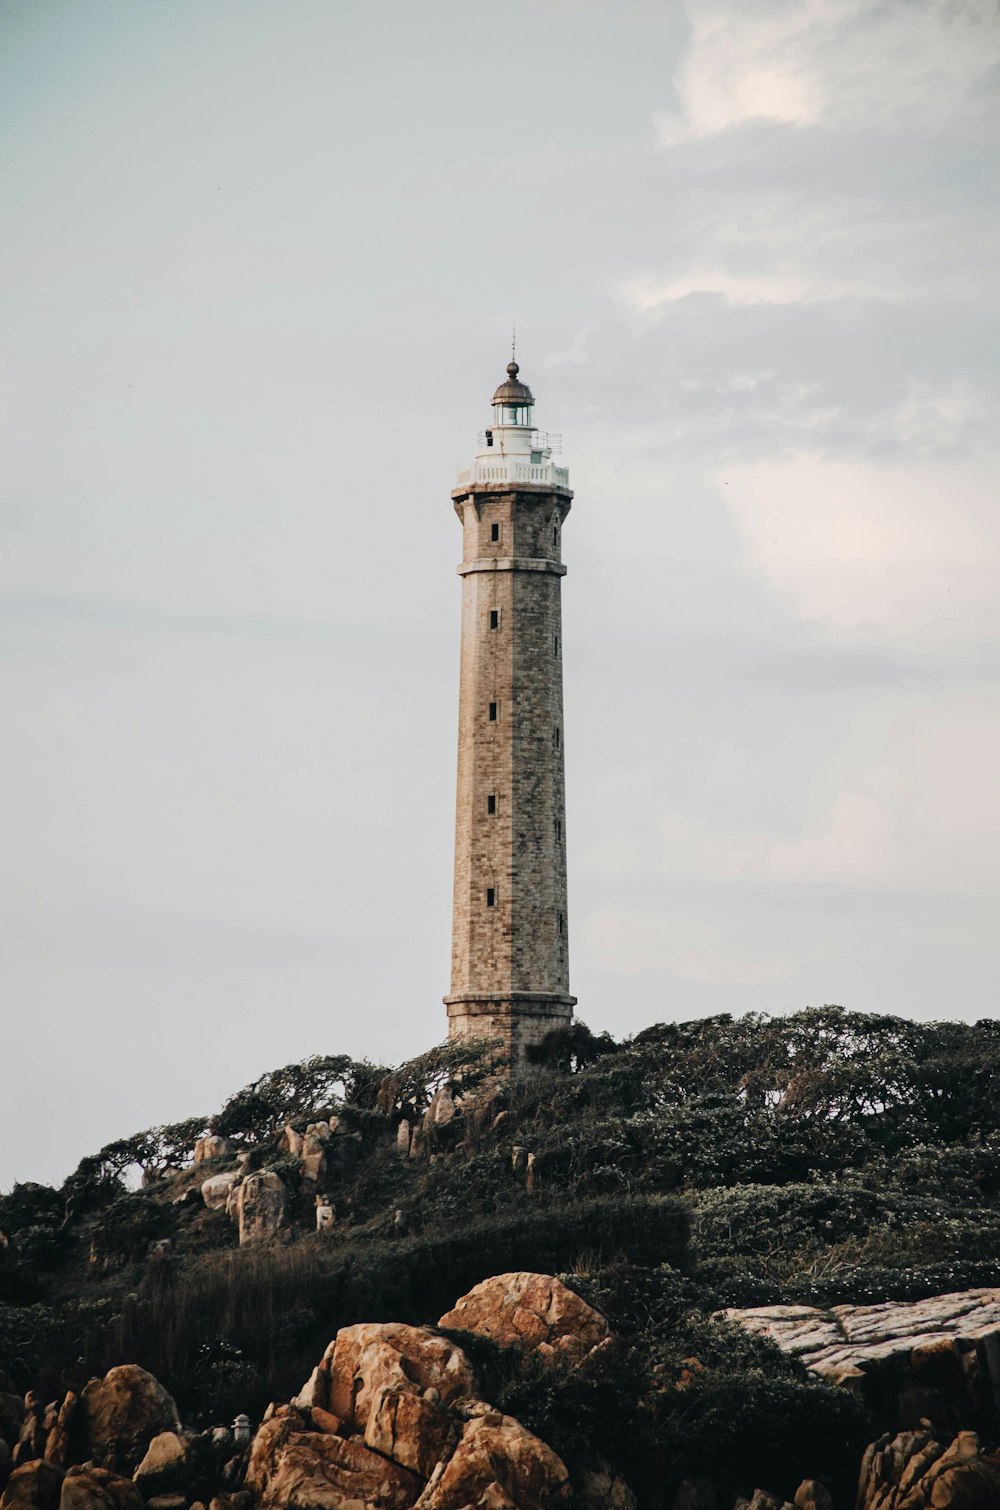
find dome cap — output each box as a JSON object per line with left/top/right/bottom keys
{"left": 491, "top": 360, "right": 534, "bottom": 408}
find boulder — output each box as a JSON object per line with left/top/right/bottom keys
{"left": 394, "top": 1122, "right": 411, "bottom": 1160}
{"left": 722, "top": 1288, "right": 1000, "bottom": 1437}
{"left": 132, "top": 1431, "right": 188, "bottom": 1497}
{"left": 301, "top": 1129, "right": 328, "bottom": 1185}
{"left": 438, "top": 1272, "right": 611, "bottom": 1367}
{"left": 61, "top": 1468, "right": 143, "bottom": 1510}
{"left": 0, "top": 1461, "right": 64, "bottom": 1510}
{"left": 792, "top": 1482, "right": 831, "bottom": 1510}
{"left": 13, "top": 1398, "right": 45, "bottom": 1467}
{"left": 363, "top": 1387, "right": 456, "bottom": 1480}
{"left": 194, "top": 1136, "right": 230, "bottom": 1164}
{"left": 251, "top": 1429, "right": 421, "bottom": 1510}
{"left": 413, "top": 1411, "right": 571, "bottom": 1510}
{"left": 79, "top": 1368, "right": 181, "bottom": 1474}
{"left": 427, "top": 1089, "right": 455, "bottom": 1127}
{"left": 283, "top": 1128, "right": 304, "bottom": 1158}
{"left": 856, "top": 1428, "right": 1000, "bottom": 1509}
{"left": 575, "top": 1457, "right": 637, "bottom": 1510}
{"left": 232, "top": 1172, "right": 285, "bottom": 1248}
{"left": 44, "top": 1396, "right": 76, "bottom": 1469}
{"left": 201, "top": 1173, "right": 241, "bottom": 1212}
{"left": 303, "top": 1325, "right": 475, "bottom": 1432}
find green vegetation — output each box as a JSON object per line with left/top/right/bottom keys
{"left": 2, "top": 1007, "right": 999, "bottom": 1506}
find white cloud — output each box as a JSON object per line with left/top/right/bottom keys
{"left": 660, "top": 771, "right": 894, "bottom": 886}
{"left": 655, "top": 696, "right": 1000, "bottom": 894}
{"left": 720, "top": 452, "right": 1000, "bottom": 646}
{"left": 585, "top": 906, "right": 796, "bottom": 983}
{"left": 656, "top": 0, "right": 1000, "bottom": 146}
{"left": 622, "top": 267, "right": 876, "bottom": 309}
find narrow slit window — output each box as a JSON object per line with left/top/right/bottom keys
{"left": 491, "top": 523, "right": 500, "bottom": 542}
{"left": 555, "top": 818, "right": 562, "bottom": 840}
{"left": 557, "top": 911, "right": 564, "bottom": 935}
{"left": 552, "top": 525, "right": 559, "bottom": 545}
{"left": 487, "top": 794, "right": 496, "bottom": 815}
{"left": 489, "top": 701, "right": 497, "bottom": 721}
{"left": 490, "top": 609, "right": 499, "bottom": 630}
{"left": 486, "top": 887, "right": 496, "bottom": 908}
{"left": 554, "top": 726, "right": 561, "bottom": 749}
{"left": 553, "top": 634, "right": 559, "bottom": 655}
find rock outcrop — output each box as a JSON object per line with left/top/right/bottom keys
{"left": 723, "top": 1288, "right": 1000, "bottom": 1437}
{"left": 193, "top": 1137, "right": 230, "bottom": 1165}
{"left": 415, "top": 1410, "right": 570, "bottom": 1509}
{"left": 259, "top": 1279, "right": 604, "bottom": 1510}
{"left": 296, "top": 1325, "right": 476, "bottom": 1429}
{"left": 79, "top": 1369, "right": 181, "bottom": 1475}
{"left": 1, "top": 1461, "right": 65, "bottom": 1510}
{"left": 230, "top": 1173, "right": 285, "bottom": 1248}
{"left": 200, "top": 1174, "right": 240, "bottom": 1213}
{"left": 438, "top": 1271, "right": 611, "bottom": 1367}
{"left": 856, "top": 1428, "right": 1000, "bottom": 1509}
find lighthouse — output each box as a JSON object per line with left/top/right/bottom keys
{"left": 444, "top": 360, "right": 576, "bottom": 1060}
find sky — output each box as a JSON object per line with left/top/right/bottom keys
{"left": 2, "top": 0, "right": 998, "bottom": 1191}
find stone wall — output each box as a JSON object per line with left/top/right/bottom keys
{"left": 446, "top": 481, "right": 576, "bottom": 1059}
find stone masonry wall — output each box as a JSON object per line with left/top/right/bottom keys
{"left": 446, "top": 481, "right": 575, "bottom": 1059}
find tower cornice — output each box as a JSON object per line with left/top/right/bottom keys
{"left": 457, "top": 557, "right": 567, "bottom": 578}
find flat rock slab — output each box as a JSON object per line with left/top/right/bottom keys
{"left": 722, "top": 1288, "right": 1000, "bottom": 1377}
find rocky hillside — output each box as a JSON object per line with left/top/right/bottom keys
{"left": 3, "top": 1007, "right": 1000, "bottom": 1509}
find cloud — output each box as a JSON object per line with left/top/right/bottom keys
{"left": 656, "top": 0, "right": 1000, "bottom": 146}
{"left": 654, "top": 694, "right": 1000, "bottom": 894}
{"left": 720, "top": 452, "right": 1000, "bottom": 646}
{"left": 585, "top": 906, "right": 796, "bottom": 983}
{"left": 622, "top": 268, "right": 870, "bottom": 309}
{"left": 659, "top": 771, "right": 894, "bottom": 886}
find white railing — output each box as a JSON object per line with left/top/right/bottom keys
{"left": 455, "top": 459, "right": 570, "bottom": 488}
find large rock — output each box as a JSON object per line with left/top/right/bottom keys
{"left": 193, "top": 1136, "right": 230, "bottom": 1164}
{"left": 79, "top": 1369, "right": 180, "bottom": 1474}
{"left": 575, "top": 1458, "right": 638, "bottom": 1510}
{"left": 299, "top": 1325, "right": 475, "bottom": 1432}
{"left": 44, "top": 1395, "right": 77, "bottom": 1470}
{"left": 413, "top": 1411, "right": 571, "bottom": 1510}
{"left": 856, "top": 1428, "right": 1000, "bottom": 1509}
{"left": 0, "top": 1461, "right": 64, "bottom": 1510}
{"left": 251, "top": 1429, "right": 421, "bottom": 1510}
{"left": 363, "top": 1388, "right": 456, "bottom": 1480}
{"left": 61, "top": 1468, "right": 143, "bottom": 1510}
{"left": 723, "top": 1288, "right": 1000, "bottom": 1436}
{"left": 201, "top": 1174, "right": 240, "bottom": 1212}
{"left": 232, "top": 1172, "right": 286, "bottom": 1248}
{"left": 438, "top": 1272, "right": 611, "bottom": 1367}
{"left": 131, "top": 1431, "right": 202, "bottom": 1500}
{"left": 300, "top": 1128, "right": 329, "bottom": 1186}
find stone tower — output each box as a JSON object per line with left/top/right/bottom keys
{"left": 444, "top": 361, "right": 576, "bottom": 1059}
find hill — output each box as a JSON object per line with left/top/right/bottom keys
{"left": 3, "top": 1006, "right": 1000, "bottom": 1508}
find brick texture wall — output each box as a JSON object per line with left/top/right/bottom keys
{"left": 445, "top": 480, "right": 576, "bottom": 1061}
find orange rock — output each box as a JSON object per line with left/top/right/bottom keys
{"left": 258, "top": 1430, "right": 421, "bottom": 1510}
{"left": 78, "top": 1369, "right": 180, "bottom": 1475}
{"left": 414, "top": 1412, "right": 570, "bottom": 1510}
{"left": 308, "top": 1409, "right": 344, "bottom": 1437}
{"left": 312, "top": 1325, "right": 474, "bottom": 1431}
{"left": 1, "top": 1462, "right": 64, "bottom": 1510}
{"left": 438, "top": 1273, "right": 610, "bottom": 1368}
{"left": 61, "top": 1466, "right": 143, "bottom": 1510}
{"left": 363, "top": 1386, "right": 457, "bottom": 1479}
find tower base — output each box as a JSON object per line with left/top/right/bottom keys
{"left": 445, "top": 992, "right": 576, "bottom": 1066}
